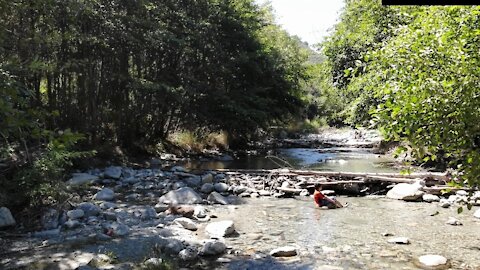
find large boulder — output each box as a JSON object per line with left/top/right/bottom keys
{"left": 0, "top": 207, "right": 16, "bottom": 228}
{"left": 93, "top": 188, "right": 115, "bottom": 201}
{"left": 270, "top": 246, "right": 297, "bottom": 257}
{"left": 386, "top": 182, "right": 424, "bottom": 201}
{"left": 67, "top": 173, "right": 99, "bottom": 186}
{"left": 104, "top": 166, "right": 122, "bottom": 179}
{"left": 159, "top": 187, "right": 202, "bottom": 205}
{"left": 205, "top": 220, "right": 235, "bottom": 237}
{"left": 200, "top": 240, "right": 226, "bottom": 256}
{"left": 207, "top": 192, "right": 229, "bottom": 205}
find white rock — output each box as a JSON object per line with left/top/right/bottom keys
{"left": 387, "top": 237, "right": 410, "bottom": 244}
{"left": 64, "top": 220, "right": 81, "bottom": 229}
{"left": 93, "top": 188, "right": 115, "bottom": 201}
{"left": 144, "top": 258, "right": 163, "bottom": 267}
{"left": 422, "top": 194, "right": 440, "bottom": 202}
{"left": 386, "top": 183, "right": 424, "bottom": 201}
{"left": 456, "top": 190, "right": 468, "bottom": 196}
{"left": 200, "top": 240, "right": 226, "bottom": 256}
{"left": 270, "top": 246, "right": 298, "bottom": 257}
{"left": 179, "top": 248, "right": 198, "bottom": 261}
{"left": 439, "top": 199, "right": 451, "bottom": 208}
{"left": 104, "top": 166, "right": 122, "bottom": 179}
{"left": 174, "top": 217, "right": 198, "bottom": 231}
{"left": 214, "top": 183, "right": 229, "bottom": 193}
{"left": 67, "top": 209, "right": 85, "bottom": 220}
{"left": 67, "top": 173, "right": 98, "bottom": 186}
{"left": 207, "top": 192, "right": 229, "bottom": 205}
{"left": 194, "top": 206, "right": 207, "bottom": 218}
{"left": 0, "top": 207, "right": 16, "bottom": 228}
{"left": 474, "top": 209, "right": 480, "bottom": 219}
{"left": 446, "top": 217, "right": 462, "bottom": 226}
{"left": 200, "top": 183, "right": 214, "bottom": 193}
{"left": 159, "top": 187, "right": 203, "bottom": 205}
{"left": 417, "top": 254, "right": 448, "bottom": 267}
{"left": 205, "top": 220, "right": 235, "bottom": 237}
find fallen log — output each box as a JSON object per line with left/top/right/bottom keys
{"left": 421, "top": 186, "right": 473, "bottom": 195}
{"left": 276, "top": 187, "right": 303, "bottom": 194}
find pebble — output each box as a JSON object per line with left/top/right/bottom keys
{"left": 446, "top": 217, "right": 462, "bottom": 226}
{"left": 387, "top": 237, "right": 410, "bottom": 244}
{"left": 416, "top": 254, "right": 449, "bottom": 269}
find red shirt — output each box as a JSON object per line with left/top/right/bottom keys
{"left": 313, "top": 190, "right": 326, "bottom": 205}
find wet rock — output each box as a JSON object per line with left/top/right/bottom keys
{"left": 439, "top": 199, "right": 451, "bottom": 208}
{"left": 174, "top": 217, "right": 198, "bottom": 231}
{"left": 387, "top": 237, "right": 410, "bottom": 244}
{"left": 201, "top": 183, "right": 214, "bottom": 193}
{"left": 93, "top": 188, "right": 115, "bottom": 201}
{"left": 415, "top": 255, "right": 449, "bottom": 269}
{"left": 205, "top": 220, "right": 235, "bottom": 237}
{"left": 270, "top": 246, "right": 297, "bottom": 257}
{"left": 104, "top": 166, "right": 122, "bottom": 179}
{"left": 41, "top": 208, "right": 59, "bottom": 230}
{"left": 67, "top": 173, "right": 99, "bottom": 186}
{"left": 110, "top": 222, "right": 130, "bottom": 236}
{"left": 446, "top": 217, "right": 462, "bottom": 226}
{"left": 474, "top": 209, "right": 480, "bottom": 219}
{"left": 200, "top": 240, "right": 227, "bottom": 256}
{"left": 0, "top": 207, "right": 16, "bottom": 228}
{"left": 179, "top": 247, "right": 198, "bottom": 261}
{"left": 67, "top": 209, "right": 85, "bottom": 220}
{"left": 77, "top": 202, "right": 100, "bottom": 217}
{"left": 64, "top": 220, "right": 82, "bottom": 229}
{"left": 214, "top": 183, "right": 229, "bottom": 193}
{"left": 386, "top": 182, "right": 424, "bottom": 201}
{"left": 423, "top": 194, "right": 440, "bottom": 202}
{"left": 202, "top": 173, "right": 214, "bottom": 184}
{"left": 207, "top": 192, "right": 229, "bottom": 205}
{"left": 159, "top": 187, "right": 203, "bottom": 205}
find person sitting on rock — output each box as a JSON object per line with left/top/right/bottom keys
{"left": 313, "top": 183, "right": 345, "bottom": 209}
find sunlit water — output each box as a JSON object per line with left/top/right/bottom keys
{"left": 184, "top": 148, "right": 398, "bottom": 173}
{"left": 204, "top": 196, "right": 480, "bottom": 270}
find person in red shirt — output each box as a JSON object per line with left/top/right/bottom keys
{"left": 313, "top": 183, "right": 345, "bottom": 209}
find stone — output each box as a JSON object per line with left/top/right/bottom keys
{"left": 137, "top": 206, "right": 157, "bottom": 220}
{"left": 207, "top": 192, "right": 229, "bottom": 205}
{"left": 159, "top": 187, "right": 203, "bottom": 205}
{"left": 179, "top": 248, "right": 198, "bottom": 261}
{"left": 154, "top": 203, "right": 170, "bottom": 213}
{"left": 474, "top": 209, "right": 480, "bottom": 219}
{"left": 103, "top": 212, "right": 118, "bottom": 221}
{"left": 439, "top": 199, "right": 451, "bottom": 208}
{"left": 456, "top": 190, "right": 468, "bottom": 196}
{"left": 386, "top": 182, "right": 424, "bottom": 201}
{"left": 174, "top": 217, "right": 198, "bottom": 231}
{"left": 299, "top": 189, "right": 309, "bottom": 197}
{"left": 41, "top": 208, "right": 59, "bottom": 230}
{"left": 163, "top": 238, "right": 185, "bottom": 255}
{"left": 122, "top": 167, "right": 136, "bottom": 178}
{"left": 0, "top": 207, "right": 16, "bottom": 228}
{"left": 270, "top": 246, "right": 298, "bottom": 257}
{"left": 200, "top": 183, "right": 214, "bottom": 194}
{"left": 93, "top": 188, "right": 115, "bottom": 201}
{"left": 171, "top": 166, "right": 187, "bottom": 173}
{"left": 387, "top": 237, "right": 410, "bottom": 244}
{"left": 416, "top": 255, "right": 449, "bottom": 269}
{"left": 67, "top": 209, "right": 85, "bottom": 220}
{"left": 33, "top": 228, "right": 61, "bottom": 238}
{"left": 422, "top": 194, "right": 440, "bottom": 202}
{"left": 104, "top": 166, "right": 122, "bottom": 179}
{"left": 233, "top": 186, "right": 248, "bottom": 195}
{"left": 259, "top": 190, "right": 271, "bottom": 196}
{"left": 200, "top": 240, "right": 227, "bottom": 256}
{"left": 77, "top": 202, "right": 101, "bottom": 217}
{"left": 194, "top": 205, "right": 207, "bottom": 218}
{"left": 202, "top": 173, "right": 214, "bottom": 184}
{"left": 110, "top": 222, "right": 130, "bottom": 236}
{"left": 446, "top": 217, "right": 462, "bottom": 226}
{"left": 184, "top": 177, "right": 202, "bottom": 187}
{"left": 67, "top": 173, "right": 99, "bottom": 186}
{"left": 100, "top": 202, "right": 118, "bottom": 210}
{"left": 205, "top": 220, "right": 235, "bottom": 237}
{"left": 214, "top": 183, "right": 229, "bottom": 193}
{"left": 64, "top": 220, "right": 81, "bottom": 229}
{"left": 144, "top": 258, "right": 163, "bottom": 267}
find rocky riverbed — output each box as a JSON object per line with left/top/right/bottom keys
{"left": 0, "top": 164, "right": 479, "bottom": 270}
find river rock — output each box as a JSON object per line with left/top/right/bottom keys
{"left": 202, "top": 173, "right": 214, "bottom": 184}
{"left": 439, "top": 199, "right": 451, "bottom": 208}
{"left": 104, "top": 166, "right": 122, "bottom": 179}
{"left": 207, "top": 192, "right": 229, "bottom": 205}
{"left": 67, "top": 173, "right": 99, "bottom": 186}
{"left": 422, "top": 194, "right": 440, "bottom": 202}
{"left": 64, "top": 220, "right": 81, "bottom": 229}
{"left": 67, "top": 209, "right": 85, "bottom": 220}
{"left": 100, "top": 202, "right": 118, "bottom": 210}
{"left": 144, "top": 258, "right": 163, "bottom": 267}
{"left": 0, "top": 207, "right": 16, "bottom": 228}
{"left": 171, "top": 166, "right": 187, "bottom": 173}
{"left": 233, "top": 186, "right": 248, "bottom": 195}
{"left": 77, "top": 202, "right": 100, "bottom": 217}
{"left": 415, "top": 255, "right": 449, "bottom": 269}
{"left": 386, "top": 183, "right": 424, "bottom": 201}
{"left": 446, "top": 217, "right": 462, "bottom": 226}
{"left": 456, "top": 190, "right": 468, "bottom": 196}
{"left": 270, "top": 246, "right": 297, "bottom": 257}
{"left": 163, "top": 238, "right": 185, "bottom": 255}
{"left": 387, "top": 237, "right": 410, "bottom": 244}
{"left": 174, "top": 217, "right": 198, "bottom": 231}
{"left": 201, "top": 183, "right": 214, "bottom": 193}
{"left": 200, "top": 240, "right": 227, "bottom": 256}
{"left": 205, "top": 220, "right": 235, "bottom": 237}
{"left": 474, "top": 209, "right": 480, "bottom": 219}
{"left": 154, "top": 203, "right": 170, "bottom": 213}
{"left": 110, "top": 222, "right": 130, "bottom": 236}
{"left": 93, "top": 188, "right": 115, "bottom": 201}
{"left": 194, "top": 205, "right": 208, "bottom": 218}
{"left": 184, "top": 176, "right": 202, "bottom": 187}
{"left": 179, "top": 247, "right": 198, "bottom": 260}
{"left": 214, "top": 183, "right": 229, "bottom": 193}
{"left": 159, "top": 187, "right": 203, "bottom": 205}
{"left": 41, "top": 208, "right": 59, "bottom": 230}
{"left": 122, "top": 167, "right": 135, "bottom": 178}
